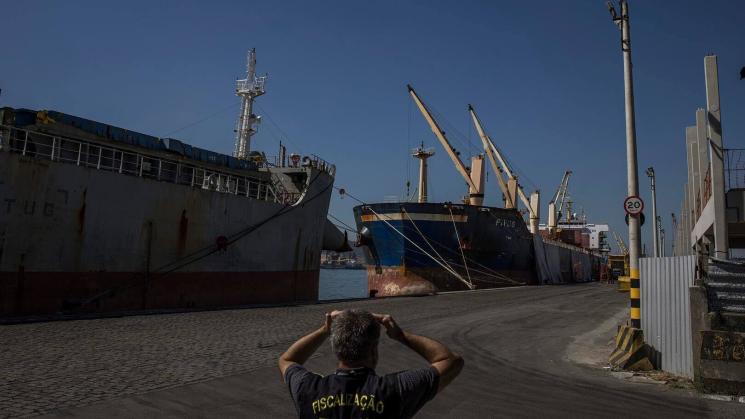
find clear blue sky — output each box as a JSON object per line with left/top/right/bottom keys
{"left": 2, "top": 0, "right": 743, "bottom": 253}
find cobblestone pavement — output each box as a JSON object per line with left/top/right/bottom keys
{"left": 1, "top": 287, "right": 515, "bottom": 418}
{"left": 3, "top": 284, "right": 743, "bottom": 418}
{"left": 0, "top": 303, "right": 326, "bottom": 417}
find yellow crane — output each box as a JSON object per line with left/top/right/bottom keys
{"left": 611, "top": 230, "right": 631, "bottom": 291}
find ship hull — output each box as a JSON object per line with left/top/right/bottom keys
{"left": 354, "top": 202, "right": 602, "bottom": 297}
{"left": 0, "top": 151, "right": 333, "bottom": 318}
{"left": 1, "top": 270, "right": 318, "bottom": 316}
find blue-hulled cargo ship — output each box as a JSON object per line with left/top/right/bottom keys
{"left": 353, "top": 86, "right": 606, "bottom": 297}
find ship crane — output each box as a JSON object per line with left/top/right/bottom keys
{"left": 468, "top": 105, "right": 540, "bottom": 233}
{"left": 613, "top": 230, "right": 629, "bottom": 256}
{"left": 408, "top": 85, "right": 485, "bottom": 206}
{"left": 548, "top": 170, "right": 572, "bottom": 235}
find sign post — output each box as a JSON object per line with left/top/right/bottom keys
{"left": 624, "top": 196, "right": 644, "bottom": 216}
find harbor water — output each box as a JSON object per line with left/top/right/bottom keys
{"left": 318, "top": 269, "right": 368, "bottom": 300}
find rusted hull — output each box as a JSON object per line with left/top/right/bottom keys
{"left": 367, "top": 266, "right": 534, "bottom": 297}
{"left": 0, "top": 270, "right": 318, "bottom": 317}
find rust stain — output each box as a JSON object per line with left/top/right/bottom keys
{"left": 77, "top": 189, "right": 87, "bottom": 235}
{"left": 178, "top": 209, "right": 188, "bottom": 254}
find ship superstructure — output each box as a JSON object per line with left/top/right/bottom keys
{"left": 354, "top": 86, "right": 606, "bottom": 296}
{"left": 0, "top": 50, "right": 342, "bottom": 318}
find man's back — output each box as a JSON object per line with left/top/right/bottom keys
{"left": 278, "top": 311, "right": 463, "bottom": 418}
{"left": 285, "top": 364, "right": 439, "bottom": 418}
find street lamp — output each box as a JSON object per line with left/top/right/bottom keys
{"left": 646, "top": 167, "right": 659, "bottom": 257}
{"left": 608, "top": 0, "right": 642, "bottom": 329}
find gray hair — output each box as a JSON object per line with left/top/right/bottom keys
{"left": 330, "top": 309, "right": 381, "bottom": 363}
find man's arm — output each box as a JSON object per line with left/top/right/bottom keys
{"left": 375, "top": 314, "right": 464, "bottom": 393}
{"left": 278, "top": 311, "right": 341, "bottom": 378}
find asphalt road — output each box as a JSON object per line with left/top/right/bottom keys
{"left": 2, "top": 283, "right": 743, "bottom": 418}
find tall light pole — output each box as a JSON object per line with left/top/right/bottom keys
{"left": 656, "top": 215, "right": 663, "bottom": 256}
{"left": 646, "top": 167, "right": 659, "bottom": 257}
{"left": 608, "top": 0, "right": 642, "bottom": 329}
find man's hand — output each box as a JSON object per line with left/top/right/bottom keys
{"left": 374, "top": 312, "right": 463, "bottom": 393}
{"left": 279, "top": 309, "right": 344, "bottom": 379}
{"left": 373, "top": 313, "right": 405, "bottom": 342}
{"left": 323, "top": 310, "right": 343, "bottom": 334}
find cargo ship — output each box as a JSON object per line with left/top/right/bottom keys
{"left": 0, "top": 50, "right": 347, "bottom": 319}
{"left": 353, "top": 86, "right": 606, "bottom": 297}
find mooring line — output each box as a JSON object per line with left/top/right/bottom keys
{"left": 365, "top": 206, "right": 474, "bottom": 290}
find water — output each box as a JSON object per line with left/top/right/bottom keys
{"left": 318, "top": 269, "right": 368, "bottom": 300}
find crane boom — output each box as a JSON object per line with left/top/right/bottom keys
{"left": 468, "top": 105, "right": 513, "bottom": 208}
{"left": 486, "top": 138, "right": 533, "bottom": 211}
{"left": 467, "top": 104, "right": 533, "bottom": 214}
{"left": 407, "top": 85, "right": 476, "bottom": 191}
{"left": 552, "top": 170, "right": 572, "bottom": 214}
{"left": 613, "top": 230, "right": 629, "bottom": 255}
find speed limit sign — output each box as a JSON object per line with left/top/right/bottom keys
{"left": 624, "top": 195, "right": 644, "bottom": 215}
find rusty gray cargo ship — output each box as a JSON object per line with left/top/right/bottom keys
{"left": 0, "top": 50, "right": 345, "bottom": 319}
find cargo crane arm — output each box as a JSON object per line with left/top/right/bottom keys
{"left": 552, "top": 170, "right": 572, "bottom": 216}
{"left": 408, "top": 85, "right": 477, "bottom": 191}
{"left": 468, "top": 105, "right": 513, "bottom": 208}
{"left": 612, "top": 230, "right": 629, "bottom": 256}
{"left": 467, "top": 105, "right": 533, "bottom": 213}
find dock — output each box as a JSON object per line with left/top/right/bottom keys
{"left": 2, "top": 284, "right": 741, "bottom": 418}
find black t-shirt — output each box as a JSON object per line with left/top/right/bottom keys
{"left": 284, "top": 364, "right": 439, "bottom": 418}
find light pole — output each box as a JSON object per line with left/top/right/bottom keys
{"left": 646, "top": 167, "right": 659, "bottom": 257}
{"left": 656, "top": 215, "right": 663, "bottom": 256}
{"left": 608, "top": 0, "right": 642, "bottom": 329}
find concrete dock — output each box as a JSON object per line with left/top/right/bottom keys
{"left": 1, "top": 283, "right": 743, "bottom": 418}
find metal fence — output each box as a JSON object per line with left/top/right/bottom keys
{"left": 640, "top": 255, "right": 696, "bottom": 378}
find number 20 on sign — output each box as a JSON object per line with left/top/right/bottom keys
{"left": 624, "top": 196, "right": 644, "bottom": 216}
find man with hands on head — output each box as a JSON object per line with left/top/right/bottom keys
{"left": 278, "top": 309, "right": 463, "bottom": 419}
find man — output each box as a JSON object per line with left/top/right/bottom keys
{"left": 278, "top": 309, "right": 463, "bottom": 418}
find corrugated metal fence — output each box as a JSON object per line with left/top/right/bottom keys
{"left": 640, "top": 255, "right": 696, "bottom": 378}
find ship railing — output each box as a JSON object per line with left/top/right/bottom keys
{"left": 302, "top": 154, "right": 336, "bottom": 177}
{"left": 0, "top": 124, "right": 284, "bottom": 204}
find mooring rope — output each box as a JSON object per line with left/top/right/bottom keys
{"left": 401, "top": 208, "right": 460, "bottom": 278}
{"left": 365, "top": 206, "right": 474, "bottom": 290}
{"left": 448, "top": 206, "right": 473, "bottom": 288}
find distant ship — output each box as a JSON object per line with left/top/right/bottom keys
{"left": 353, "top": 86, "right": 607, "bottom": 297}
{"left": 0, "top": 49, "right": 348, "bottom": 319}
{"left": 321, "top": 251, "right": 366, "bottom": 270}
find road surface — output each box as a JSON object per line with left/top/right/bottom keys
{"left": 1, "top": 283, "right": 742, "bottom": 418}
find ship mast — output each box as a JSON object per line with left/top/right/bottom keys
{"left": 412, "top": 142, "right": 435, "bottom": 203}
{"left": 234, "top": 48, "right": 267, "bottom": 160}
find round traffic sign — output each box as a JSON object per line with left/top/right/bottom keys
{"left": 624, "top": 195, "right": 644, "bottom": 215}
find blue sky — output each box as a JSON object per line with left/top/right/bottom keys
{"left": 2, "top": 0, "right": 743, "bottom": 253}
